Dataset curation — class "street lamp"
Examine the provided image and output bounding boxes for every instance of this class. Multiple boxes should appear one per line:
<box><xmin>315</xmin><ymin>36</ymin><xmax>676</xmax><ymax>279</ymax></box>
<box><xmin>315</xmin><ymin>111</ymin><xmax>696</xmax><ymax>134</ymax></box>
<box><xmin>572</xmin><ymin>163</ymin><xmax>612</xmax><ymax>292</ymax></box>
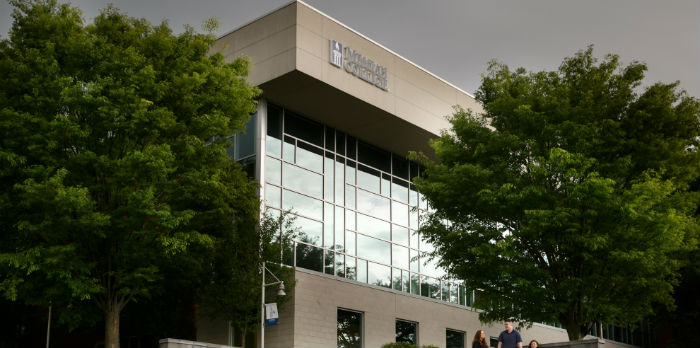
<box><xmin>261</xmin><ymin>261</ymin><xmax>285</xmax><ymax>348</ymax></box>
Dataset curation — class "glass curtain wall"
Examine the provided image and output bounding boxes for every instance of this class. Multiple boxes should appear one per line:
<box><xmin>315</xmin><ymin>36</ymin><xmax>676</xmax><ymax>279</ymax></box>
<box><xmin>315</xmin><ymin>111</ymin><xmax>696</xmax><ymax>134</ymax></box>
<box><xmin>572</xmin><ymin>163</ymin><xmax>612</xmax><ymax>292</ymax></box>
<box><xmin>263</xmin><ymin>103</ymin><xmax>468</xmax><ymax>306</ymax></box>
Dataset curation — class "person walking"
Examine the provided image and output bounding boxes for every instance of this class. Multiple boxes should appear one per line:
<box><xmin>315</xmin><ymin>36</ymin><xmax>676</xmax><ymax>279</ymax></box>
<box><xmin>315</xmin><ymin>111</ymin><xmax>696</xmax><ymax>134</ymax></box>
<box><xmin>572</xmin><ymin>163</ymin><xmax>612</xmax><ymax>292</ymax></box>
<box><xmin>497</xmin><ymin>319</ymin><xmax>522</xmax><ymax>348</ymax></box>
<box><xmin>472</xmin><ymin>330</ymin><xmax>489</xmax><ymax>348</ymax></box>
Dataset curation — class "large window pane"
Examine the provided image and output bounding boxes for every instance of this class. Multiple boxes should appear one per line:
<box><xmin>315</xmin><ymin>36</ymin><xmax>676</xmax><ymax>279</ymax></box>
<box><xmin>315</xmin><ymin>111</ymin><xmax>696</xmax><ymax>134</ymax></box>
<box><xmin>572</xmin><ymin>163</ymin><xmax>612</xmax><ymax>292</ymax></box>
<box><xmin>324</xmin><ymin>153</ymin><xmax>334</xmax><ymax>202</ymax></box>
<box><xmin>410</xmin><ymin>249</ymin><xmax>419</xmax><ymax>272</ymax></box>
<box><xmin>297</xmin><ymin>141</ymin><xmax>323</xmax><ymax>172</ymax></box>
<box><xmin>325</xmin><ymin>250</ymin><xmax>335</xmax><ymax>275</ymax></box>
<box><xmin>356</xmin><ymin>213</ymin><xmax>390</xmax><ymax>240</ymax></box>
<box><xmin>356</xmin><ymin>234</ymin><xmax>390</xmax><ymax>265</ymax></box>
<box><xmin>346</xmin><ymin>185</ymin><xmax>356</xmax><ymax>209</ymax></box>
<box><xmin>392</xmin><ymin>244</ymin><xmax>409</xmax><ymax>269</ymax></box>
<box><xmin>368</xmin><ymin>262</ymin><xmax>391</xmax><ymax>288</ymax></box>
<box><xmin>357</xmin><ymin>259</ymin><xmax>367</xmax><ymax>283</ymax></box>
<box><xmin>283</xmin><ymin>135</ymin><xmax>295</xmax><ymax>162</ymax></box>
<box><xmin>392</xmin><ymin>155</ymin><xmax>409</xmax><ymax>180</ymax></box>
<box><xmin>335</xmin><ymin>159</ymin><xmax>344</xmax><ymax>206</ymax></box>
<box><xmin>283</xmin><ymin>189</ymin><xmax>322</xmax><ymax>221</ymax></box>
<box><xmin>335</xmin><ymin>205</ymin><xmax>344</xmax><ymax>252</ymax></box>
<box><xmin>392</xmin><ymin>201</ymin><xmax>409</xmax><ymax>227</ymax></box>
<box><xmin>265</xmin><ymin>157</ymin><xmax>281</xmax><ymax>185</ymax></box>
<box><xmin>346</xmin><ymin>160</ymin><xmax>356</xmax><ymax>184</ymax></box>
<box><xmin>357</xmin><ymin>165</ymin><xmax>380</xmax><ymax>193</ymax></box>
<box><xmin>357</xmin><ymin>189</ymin><xmax>390</xmax><ymax>221</ymax></box>
<box><xmin>392</xmin><ymin>225</ymin><xmax>409</xmax><ymax>246</ymax></box>
<box><xmin>345</xmin><ymin>256</ymin><xmax>356</xmax><ymax>281</ymax></box>
<box><xmin>402</xmin><ymin>270</ymin><xmax>410</xmax><ymax>293</ymax></box>
<box><xmin>337</xmin><ymin>309</ymin><xmax>362</xmax><ymax>348</ymax></box>
<box><xmin>285</xmin><ymin>110</ymin><xmax>323</xmax><ymax>147</ymax></box>
<box><xmin>283</xmin><ymin>163</ymin><xmax>322</xmax><ymax>199</ymax></box>
<box><xmin>396</xmin><ymin>320</ymin><xmax>417</xmax><ymax>344</ymax></box>
<box><xmin>392</xmin><ymin>268</ymin><xmax>402</xmax><ymax>291</ymax></box>
<box><xmin>346</xmin><ymin>231</ymin><xmax>356</xmax><ymax>256</ymax></box>
<box><xmin>266</xmin><ymin>136</ymin><xmax>281</xmax><ymax>157</ymax></box>
<box><xmin>296</xmin><ymin>242</ymin><xmax>323</xmax><ymax>272</ymax></box>
<box><xmin>234</xmin><ymin>113</ymin><xmax>256</xmax><ymax>160</ymax></box>
<box><xmin>358</xmin><ymin>141</ymin><xmax>391</xmax><ymax>172</ymax></box>
<box><xmin>392</xmin><ymin>178</ymin><xmax>409</xmax><ymax>203</ymax></box>
<box><xmin>265</xmin><ymin>184</ymin><xmax>281</xmax><ymax>209</ymax></box>
<box><xmin>346</xmin><ymin>210</ymin><xmax>356</xmax><ymax>231</ymax></box>
<box><xmin>292</xmin><ymin>214</ymin><xmax>322</xmax><ymax>246</ymax></box>
<box><xmin>410</xmin><ymin>273</ymin><xmax>419</xmax><ymax>295</ymax></box>
<box><xmin>324</xmin><ymin>203</ymin><xmax>334</xmax><ymax>249</ymax></box>
<box><xmin>446</xmin><ymin>329</ymin><xmax>465</xmax><ymax>348</ymax></box>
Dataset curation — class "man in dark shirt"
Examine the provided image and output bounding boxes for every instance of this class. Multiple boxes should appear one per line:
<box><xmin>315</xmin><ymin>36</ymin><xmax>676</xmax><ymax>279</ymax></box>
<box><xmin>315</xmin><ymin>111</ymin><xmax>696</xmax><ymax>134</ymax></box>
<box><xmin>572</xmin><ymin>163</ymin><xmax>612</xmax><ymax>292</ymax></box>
<box><xmin>497</xmin><ymin>319</ymin><xmax>523</xmax><ymax>348</ymax></box>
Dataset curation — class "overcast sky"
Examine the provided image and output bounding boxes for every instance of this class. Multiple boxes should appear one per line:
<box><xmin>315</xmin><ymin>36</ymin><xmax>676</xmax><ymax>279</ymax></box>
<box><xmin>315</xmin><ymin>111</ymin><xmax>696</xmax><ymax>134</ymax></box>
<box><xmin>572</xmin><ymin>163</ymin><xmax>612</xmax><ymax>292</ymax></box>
<box><xmin>1</xmin><ymin>0</ymin><xmax>698</xmax><ymax>98</ymax></box>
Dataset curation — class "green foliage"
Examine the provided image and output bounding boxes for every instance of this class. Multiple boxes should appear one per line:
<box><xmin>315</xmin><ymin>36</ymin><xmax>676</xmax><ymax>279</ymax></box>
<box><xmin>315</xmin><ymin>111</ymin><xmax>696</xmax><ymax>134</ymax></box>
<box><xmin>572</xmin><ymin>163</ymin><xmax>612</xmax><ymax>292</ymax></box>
<box><xmin>412</xmin><ymin>46</ymin><xmax>700</xmax><ymax>341</ymax></box>
<box><xmin>198</xmin><ymin>210</ymin><xmax>298</xmax><ymax>344</ymax></box>
<box><xmin>0</xmin><ymin>0</ymin><xmax>260</xmax><ymax>346</ymax></box>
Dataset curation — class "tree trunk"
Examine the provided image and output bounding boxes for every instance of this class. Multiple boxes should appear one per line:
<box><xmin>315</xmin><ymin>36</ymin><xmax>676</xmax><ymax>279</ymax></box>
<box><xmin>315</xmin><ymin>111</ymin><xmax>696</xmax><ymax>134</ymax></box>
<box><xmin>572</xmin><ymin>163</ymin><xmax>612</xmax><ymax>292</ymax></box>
<box><xmin>105</xmin><ymin>300</ymin><xmax>122</xmax><ymax>348</ymax></box>
<box><xmin>240</xmin><ymin>327</ymin><xmax>247</xmax><ymax>348</ymax></box>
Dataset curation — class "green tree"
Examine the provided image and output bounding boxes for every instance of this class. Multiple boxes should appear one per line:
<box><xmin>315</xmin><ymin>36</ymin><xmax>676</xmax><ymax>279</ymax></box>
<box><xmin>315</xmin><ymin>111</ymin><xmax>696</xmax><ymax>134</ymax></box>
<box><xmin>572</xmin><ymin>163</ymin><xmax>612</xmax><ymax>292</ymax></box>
<box><xmin>0</xmin><ymin>1</ymin><xmax>260</xmax><ymax>347</ymax></box>
<box><xmin>199</xmin><ymin>211</ymin><xmax>297</xmax><ymax>348</ymax></box>
<box><xmin>412</xmin><ymin>47</ymin><xmax>700</xmax><ymax>341</ymax></box>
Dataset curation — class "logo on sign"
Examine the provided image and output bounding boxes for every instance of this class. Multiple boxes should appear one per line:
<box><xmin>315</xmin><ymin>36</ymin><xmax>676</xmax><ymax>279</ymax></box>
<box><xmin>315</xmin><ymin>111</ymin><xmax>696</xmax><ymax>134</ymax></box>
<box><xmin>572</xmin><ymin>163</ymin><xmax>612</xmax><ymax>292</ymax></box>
<box><xmin>330</xmin><ymin>40</ymin><xmax>343</xmax><ymax>68</ymax></box>
<box><xmin>329</xmin><ymin>39</ymin><xmax>388</xmax><ymax>91</ymax></box>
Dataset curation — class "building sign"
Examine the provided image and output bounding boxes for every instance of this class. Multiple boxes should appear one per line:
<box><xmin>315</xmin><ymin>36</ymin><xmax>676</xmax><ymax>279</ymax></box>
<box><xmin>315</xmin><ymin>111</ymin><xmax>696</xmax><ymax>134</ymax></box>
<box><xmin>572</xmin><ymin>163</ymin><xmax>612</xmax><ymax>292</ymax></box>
<box><xmin>330</xmin><ymin>39</ymin><xmax>388</xmax><ymax>91</ymax></box>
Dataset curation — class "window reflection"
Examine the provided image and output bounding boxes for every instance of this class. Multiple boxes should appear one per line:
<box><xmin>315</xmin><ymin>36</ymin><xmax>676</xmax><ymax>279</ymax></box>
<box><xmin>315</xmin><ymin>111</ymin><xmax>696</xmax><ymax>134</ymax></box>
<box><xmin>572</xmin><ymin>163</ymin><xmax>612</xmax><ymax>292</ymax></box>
<box><xmin>283</xmin><ymin>163</ymin><xmax>322</xmax><ymax>199</ymax></box>
<box><xmin>283</xmin><ymin>135</ymin><xmax>295</xmax><ymax>162</ymax></box>
<box><xmin>356</xmin><ymin>234</ymin><xmax>390</xmax><ymax>264</ymax></box>
<box><xmin>324</xmin><ymin>154</ymin><xmax>334</xmax><ymax>202</ymax></box>
<box><xmin>392</xmin><ymin>225</ymin><xmax>409</xmax><ymax>246</ymax></box>
<box><xmin>393</xmin><ymin>268</ymin><xmax>402</xmax><ymax>291</ymax></box>
<box><xmin>346</xmin><ymin>231</ymin><xmax>356</xmax><ymax>256</ymax></box>
<box><xmin>292</xmin><ymin>214</ymin><xmax>323</xmax><ymax>246</ymax></box>
<box><xmin>283</xmin><ymin>189</ymin><xmax>322</xmax><ymax>221</ymax></box>
<box><xmin>346</xmin><ymin>256</ymin><xmax>356</xmax><ymax>281</ymax></box>
<box><xmin>410</xmin><ymin>273</ymin><xmax>419</xmax><ymax>295</ymax></box>
<box><xmin>265</xmin><ymin>185</ymin><xmax>281</xmax><ymax>209</ymax></box>
<box><xmin>325</xmin><ymin>250</ymin><xmax>335</xmax><ymax>275</ymax></box>
<box><xmin>324</xmin><ymin>203</ymin><xmax>334</xmax><ymax>249</ymax></box>
<box><xmin>335</xmin><ymin>205</ymin><xmax>344</xmax><ymax>252</ymax></box>
<box><xmin>392</xmin><ymin>244</ymin><xmax>409</xmax><ymax>269</ymax></box>
<box><xmin>392</xmin><ymin>200</ymin><xmax>409</xmax><ymax>226</ymax></box>
<box><xmin>346</xmin><ymin>161</ymin><xmax>356</xmax><ymax>184</ymax></box>
<box><xmin>357</xmin><ymin>165</ymin><xmax>380</xmax><ymax>193</ymax></box>
<box><xmin>346</xmin><ymin>185</ymin><xmax>356</xmax><ymax>209</ymax></box>
<box><xmin>368</xmin><ymin>262</ymin><xmax>391</xmax><ymax>288</ymax></box>
<box><xmin>356</xmin><ymin>189</ymin><xmax>390</xmax><ymax>221</ymax></box>
<box><xmin>356</xmin><ymin>213</ymin><xmax>390</xmax><ymax>240</ymax></box>
<box><xmin>266</xmin><ymin>136</ymin><xmax>281</xmax><ymax>157</ymax></box>
<box><xmin>346</xmin><ymin>210</ymin><xmax>356</xmax><ymax>231</ymax></box>
<box><xmin>297</xmin><ymin>141</ymin><xmax>323</xmax><ymax>172</ymax></box>
<box><xmin>357</xmin><ymin>259</ymin><xmax>367</xmax><ymax>283</ymax></box>
<box><xmin>337</xmin><ymin>309</ymin><xmax>362</xmax><ymax>348</ymax></box>
<box><xmin>296</xmin><ymin>242</ymin><xmax>323</xmax><ymax>272</ymax></box>
<box><xmin>395</xmin><ymin>320</ymin><xmax>418</xmax><ymax>344</ymax></box>
<box><xmin>265</xmin><ymin>156</ymin><xmax>281</xmax><ymax>185</ymax></box>
<box><xmin>335</xmin><ymin>159</ymin><xmax>344</xmax><ymax>206</ymax></box>
<box><xmin>392</xmin><ymin>178</ymin><xmax>409</xmax><ymax>203</ymax></box>
<box><xmin>410</xmin><ymin>249</ymin><xmax>419</xmax><ymax>272</ymax></box>
<box><xmin>402</xmin><ymin>270</ymin><xmax>410</xmax><ymax>293</ymax></box>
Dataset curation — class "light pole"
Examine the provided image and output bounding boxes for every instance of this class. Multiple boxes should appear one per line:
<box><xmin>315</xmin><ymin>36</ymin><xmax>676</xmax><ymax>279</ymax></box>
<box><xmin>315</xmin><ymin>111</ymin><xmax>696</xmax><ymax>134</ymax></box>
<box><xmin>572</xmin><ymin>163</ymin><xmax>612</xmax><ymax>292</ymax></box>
<box><xmin>261</xmin><ymin>261</ymin><xmax>286</xmax><ymax>348</ymax></box>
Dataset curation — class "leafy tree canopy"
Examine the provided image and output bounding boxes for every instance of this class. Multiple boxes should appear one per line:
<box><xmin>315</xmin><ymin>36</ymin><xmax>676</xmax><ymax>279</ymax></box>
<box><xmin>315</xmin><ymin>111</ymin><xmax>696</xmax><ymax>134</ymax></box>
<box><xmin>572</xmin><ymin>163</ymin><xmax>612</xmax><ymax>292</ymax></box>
<box><xmin>0</xmin><ymin>0</ymin><xmax>260</xmax><ymax>347</ymax></box>
<box><xmin>412</xmin><ymin>47</ymin><xmax>700</xmax><ymax>341</ymax></box>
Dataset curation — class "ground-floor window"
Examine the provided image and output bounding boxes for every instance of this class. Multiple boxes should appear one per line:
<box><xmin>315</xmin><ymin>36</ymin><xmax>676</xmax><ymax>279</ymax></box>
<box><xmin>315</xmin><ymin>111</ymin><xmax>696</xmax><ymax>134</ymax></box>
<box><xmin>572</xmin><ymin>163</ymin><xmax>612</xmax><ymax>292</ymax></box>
<box><xmin>338</xmin><ymin>308</ymin><xmax>363</xmax><ymax>348</ymax></box>
<box><xmin>396</xmin><ymin>319</ymin><xmax>418</xmax><ymax>344</ymax></box>
<box><xmin>446</xmin><ymin>329</ymin><xmax>465</xmax><ymax>348</ymax></box>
